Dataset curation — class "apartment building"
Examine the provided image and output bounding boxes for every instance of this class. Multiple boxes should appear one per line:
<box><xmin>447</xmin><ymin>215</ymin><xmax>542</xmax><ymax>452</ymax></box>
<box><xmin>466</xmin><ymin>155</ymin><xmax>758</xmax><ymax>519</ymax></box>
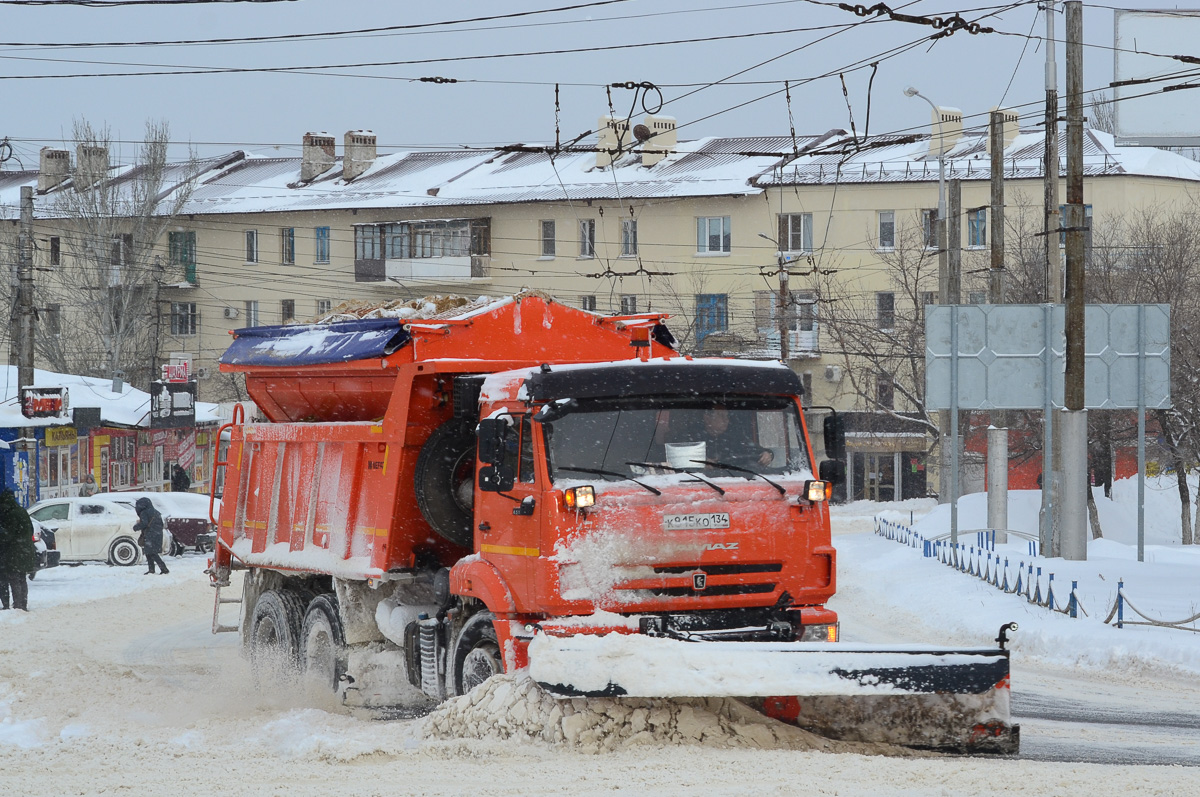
<box><xmin>4</xmin><ymin>113</ymin><xmax>1199</xmax><ymax>500</ymax></box>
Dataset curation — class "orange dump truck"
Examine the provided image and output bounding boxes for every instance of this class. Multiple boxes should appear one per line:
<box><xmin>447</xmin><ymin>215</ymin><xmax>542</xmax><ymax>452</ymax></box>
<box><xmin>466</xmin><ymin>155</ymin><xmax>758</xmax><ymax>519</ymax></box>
<box><xmin>208</xmin><ymin>293</ymin><xmax>1017</xmax><ymax>753</ymax></box>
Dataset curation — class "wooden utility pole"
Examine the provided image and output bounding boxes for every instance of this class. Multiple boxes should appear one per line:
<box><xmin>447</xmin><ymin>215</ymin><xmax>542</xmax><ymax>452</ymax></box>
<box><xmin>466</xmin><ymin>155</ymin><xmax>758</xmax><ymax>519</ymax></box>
<box><xmin>17</xmin><ymin>186</ymin><xmax>35</xmax><ymax>393</ymax></box>
<box><xmin>1061</xmin><ymin>0</ymin><xmax>1088</xmax><ymax>561</ymax></box>
<box><xmin>947</xmin><ymin>179</ymin><xmax>962</xmax><ymax>304</ymax></box>
<box><xmin>989</xmin><ymin>112</ymin><xmax>1006</xmax><ymax>304</ymax></box>
<box><xmin>1043</xmin><ymin>1</ymin><xmax>1061</xmax><ymax>303</ymax></box>
<box><xmin>778</xmin><ymin>261</ymin><xmax>790</xmax><ymax>363</ymax></box>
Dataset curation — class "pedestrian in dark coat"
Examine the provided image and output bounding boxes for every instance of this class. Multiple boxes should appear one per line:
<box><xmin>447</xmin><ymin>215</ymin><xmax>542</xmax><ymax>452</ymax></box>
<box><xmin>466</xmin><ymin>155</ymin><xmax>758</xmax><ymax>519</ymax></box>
<box><xmin>133</xmin><ymin>497</ymin><xmax>169</xmax><ymax>575</ymax></box>
<box><xmin>171</xmin><ymin>464</ymin><xmax>191</xmax><ymax>493</ymax></box>
<box><xmin>0</xmin><ymin>489</ymin><xmax>36</xmax><ymax>610</ymax></box>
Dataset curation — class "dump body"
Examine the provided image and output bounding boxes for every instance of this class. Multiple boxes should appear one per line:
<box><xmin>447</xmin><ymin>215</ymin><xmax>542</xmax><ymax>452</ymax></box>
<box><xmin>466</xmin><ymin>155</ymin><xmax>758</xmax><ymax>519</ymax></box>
<box><xmin>209</xmin><ymin>293</ymin><xmax>1016</xmax><ymax>755</ymax></box>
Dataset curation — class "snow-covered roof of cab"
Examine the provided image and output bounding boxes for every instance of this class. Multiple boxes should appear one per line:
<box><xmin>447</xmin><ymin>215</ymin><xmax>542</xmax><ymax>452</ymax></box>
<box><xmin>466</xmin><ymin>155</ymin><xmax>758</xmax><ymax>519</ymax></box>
<box><xmin>517</xmin><ymin>359</ymin><xmax>804</xmax><ymax>402</ymax></box>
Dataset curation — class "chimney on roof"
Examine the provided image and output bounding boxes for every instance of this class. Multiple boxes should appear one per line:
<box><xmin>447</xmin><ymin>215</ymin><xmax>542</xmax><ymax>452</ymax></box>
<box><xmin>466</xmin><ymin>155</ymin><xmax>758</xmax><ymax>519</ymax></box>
<box><xmin>342</xmin><ymin>130</ymin><xmax>377</xmax><ymax>181</ymax></box>
<box><xmin>637</xmin><ymin>114</ymin><xmax>677</xmax><ymax>167</ymax></box>
<box><xmin>927</xmin><ymin>106</ymin><xmax>963</xmax><ymax>158</ymax></box>
<box><xmin>596</xmin><ymin>115</ymin><xmax>632</xmax><ymax>169</ymax></box>
<box><xmin>37</xmin><ymin>147</ymin><xmax>70</xmax><ymax>193</ymax></box>
<box><xmin>985</xmin><ymin>107</ymin><xmax>1021</xmax><ymax>154</ymax></box>
<box><xmin>74</xmin><ymin>144</ymin><xmax>109</xmax><ymax>191</ymax></box>
<box><xmin>301</xmin><ymin>132</ymin><xmax>336</xmax><ymax>182</ymax></box>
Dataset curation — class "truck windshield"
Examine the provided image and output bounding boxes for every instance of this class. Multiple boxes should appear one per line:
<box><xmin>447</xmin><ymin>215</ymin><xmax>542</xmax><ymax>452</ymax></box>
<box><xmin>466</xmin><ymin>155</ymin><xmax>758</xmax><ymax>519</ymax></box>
<box><xmin>542</xmin><ymin>396</ymin><xmax>810</xmax><ymax>483</ymax></box>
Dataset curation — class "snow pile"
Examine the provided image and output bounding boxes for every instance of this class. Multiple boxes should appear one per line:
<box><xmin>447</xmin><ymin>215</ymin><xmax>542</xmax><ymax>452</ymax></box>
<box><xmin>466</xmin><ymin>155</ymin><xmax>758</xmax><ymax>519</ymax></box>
<box><xmin>313</xmin><ymin>294</ymin><xmax>478</xmax><ymax>323</ymax></box>
<box><xmin>423</xmin><ymin>673</ymin><xmax>902</xmax><ymax>756</ymax></box>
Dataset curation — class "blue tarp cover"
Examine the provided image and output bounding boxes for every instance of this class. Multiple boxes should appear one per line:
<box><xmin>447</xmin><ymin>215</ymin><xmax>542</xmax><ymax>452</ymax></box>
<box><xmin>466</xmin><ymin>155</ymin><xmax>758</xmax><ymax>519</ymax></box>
<box><xmin>219</xmin><ymin>319</ymin><xmax>411</xmax><ymax>367</ymax></box>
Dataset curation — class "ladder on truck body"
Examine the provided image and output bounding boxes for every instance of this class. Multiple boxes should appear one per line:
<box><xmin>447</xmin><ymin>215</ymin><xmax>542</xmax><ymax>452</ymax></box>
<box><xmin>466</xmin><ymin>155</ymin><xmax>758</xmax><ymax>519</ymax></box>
<box><xmin>208</xmin><ymin>403</ymin><xmax>246</xmax><ymax>634</ymax></box>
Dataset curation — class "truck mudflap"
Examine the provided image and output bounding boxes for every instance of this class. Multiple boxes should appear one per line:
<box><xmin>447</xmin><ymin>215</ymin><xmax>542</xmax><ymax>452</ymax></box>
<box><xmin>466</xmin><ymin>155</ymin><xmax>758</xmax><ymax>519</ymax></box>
<box><xmin>527</xmin><ymin>632</ymin><xmax>1018</xmax><ymax>754</ymax></box>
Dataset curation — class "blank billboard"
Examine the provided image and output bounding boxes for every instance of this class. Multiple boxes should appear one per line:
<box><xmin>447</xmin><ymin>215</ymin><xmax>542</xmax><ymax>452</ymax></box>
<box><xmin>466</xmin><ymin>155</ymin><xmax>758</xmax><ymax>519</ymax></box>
<box><xmin>1113</xmin><ymin>9</ymin><xmax>1200</xmax><ymax>147</ymax></box>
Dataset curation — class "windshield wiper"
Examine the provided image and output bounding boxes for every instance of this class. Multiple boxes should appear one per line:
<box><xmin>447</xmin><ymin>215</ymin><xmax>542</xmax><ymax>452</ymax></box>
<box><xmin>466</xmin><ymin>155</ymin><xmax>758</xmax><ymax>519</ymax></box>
<box><xmin>625</xmin><ymin>461</ymin><xmax>725</xmax><ymax>496</ymax></box>
<box><xmin>555</xmin><ymin>466</ymin><xmax>661</xmax><ymax>496</ymax></box>
<box><xmin>695</xmin><ymin>459</ymin><xmax>786</xmax><ymax>495</ymax></box>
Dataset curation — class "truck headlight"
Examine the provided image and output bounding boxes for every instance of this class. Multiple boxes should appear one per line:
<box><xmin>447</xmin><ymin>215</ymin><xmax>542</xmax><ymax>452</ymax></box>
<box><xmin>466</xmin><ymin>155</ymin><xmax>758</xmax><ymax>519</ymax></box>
<box><xmin>564</xmin><ymin>485</ymin><xmax>595</xmax><ymax>509</ymax></box>
<box><xmin>800</xmin><ymin>623</ymin><xmax>839</xmax><ymax>642</ymax></box>
<box><xmin>804</xmin><ymin>480</ymin><xmax>829</xmax><ymax>503</ymax></box>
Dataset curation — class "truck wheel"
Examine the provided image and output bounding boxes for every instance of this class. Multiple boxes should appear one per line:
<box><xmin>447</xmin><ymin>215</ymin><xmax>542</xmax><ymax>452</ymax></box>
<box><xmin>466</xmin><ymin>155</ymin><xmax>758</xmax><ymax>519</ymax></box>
<box><xmin>414</xmin><ymin>420</ymin><xmax>476</xmax><ymax>548</ymax></box>
<box><xmin>249</xmin><ymin>589</ymin><xmax>306</xmax><ymax>675</ymax></box>
<box><xmin>300</xmin><ymin>594</ymin><xmax>347</xmax><ymax>693</ymax></box>
<box><xmin>108</xmin><ymin>537</ymin><xmax>140</xmax><ymax>567</ymax></box>
<box><xmin>453</xmin><ymin>612</ymin><xmax>503</xmax><ymax>696</ymax></box>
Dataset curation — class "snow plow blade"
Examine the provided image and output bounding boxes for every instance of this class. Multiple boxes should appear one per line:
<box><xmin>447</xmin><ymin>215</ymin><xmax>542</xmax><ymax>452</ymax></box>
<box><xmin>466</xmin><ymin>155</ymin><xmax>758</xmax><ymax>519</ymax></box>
<box><xmin>528</xmin><ymin>634</ymin><xmax>1017</xmax><ymax>754</ymax></box>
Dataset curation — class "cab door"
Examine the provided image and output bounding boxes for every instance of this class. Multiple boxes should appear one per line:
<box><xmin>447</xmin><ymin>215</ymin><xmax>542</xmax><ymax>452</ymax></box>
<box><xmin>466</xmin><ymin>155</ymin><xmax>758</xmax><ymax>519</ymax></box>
<box><xmin>475</xmin><ymin>414</ymin><xmax>541</xmax><ymax>611</ymax></box>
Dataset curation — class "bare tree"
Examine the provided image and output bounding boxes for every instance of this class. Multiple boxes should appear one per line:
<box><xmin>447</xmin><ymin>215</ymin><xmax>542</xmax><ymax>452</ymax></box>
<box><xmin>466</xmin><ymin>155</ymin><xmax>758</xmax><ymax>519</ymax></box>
<box><xmin>39</xmin><ymin>119</ymin><xmax>198</xmax><ymax>388</ymax></box>
<box><xmin>816</xmin><ymin>215</ymin><xmax>940</xmax><ymax>437</ymax></box>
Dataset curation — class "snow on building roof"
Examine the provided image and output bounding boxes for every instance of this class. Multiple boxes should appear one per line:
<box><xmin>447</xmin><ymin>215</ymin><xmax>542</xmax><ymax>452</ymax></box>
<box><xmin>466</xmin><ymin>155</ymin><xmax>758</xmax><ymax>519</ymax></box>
<box><xmin>4</xmin><ymin>126</ymin><xmax>1200</xmax><ymax>221</ymax></box>
<box><xmin>0</xmin><ymin>366</ymin><xmax>220</xmax><ymax>430</ymax></box>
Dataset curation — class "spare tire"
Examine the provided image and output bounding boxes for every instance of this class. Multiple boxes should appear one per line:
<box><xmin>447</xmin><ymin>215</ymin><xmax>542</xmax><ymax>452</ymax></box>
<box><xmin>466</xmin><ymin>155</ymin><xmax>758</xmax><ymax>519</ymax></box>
<box><xmin>414</xmin><ymin>419</ymin><xmax>477</xmax><ymax>548</ymax></box>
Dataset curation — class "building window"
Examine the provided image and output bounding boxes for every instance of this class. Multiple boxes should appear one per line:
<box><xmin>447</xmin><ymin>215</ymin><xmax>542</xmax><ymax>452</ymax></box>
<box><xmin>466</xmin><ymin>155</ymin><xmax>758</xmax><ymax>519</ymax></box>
<box><xmin>877</xmin><ymin>375</ymin><xmax>895</xmax><ymax>409</ymax></box>
<box><xmin>540</xmin><ymin>220</ymin><xmax>556</xmax><ymax>257</ymax></box>
<box><xmin>969</xmin><ymin>291</ymin><xmax>987</xmax><ymax>305</ymax></box>
<box><xmin>795</xmin><ymin>290</ymin><xmax>816</xmax><ymax>332</ymax></box>
<box><xmin>620</xmin><ymin>295</ymin><xmax>638</xmax><ymax>314</ymax></box>
<box><xmin>778</xmin><ymin>213</ymin><xmax>813</xmax><ymax>253</ymax></box>
<box><xmin>317</xmin><ymin>299</ymin><xmax>332</xmax><ymax>316</ymax></box>
<box><xmin>49</xmin><ymin>236</ymin><xmax>60</xmax><ymax>266</ymax></box>
<box><xmin>110</xmin><ymin>233</ymin><xmax>133</xmax><ymax>267</ymax></box>
<box><xmin>878</xmin><ymin>211</ymin><xmax>895</xmax><ymax>250</ymax></box>
<box><xmin>697</xmin><ymin>216</ymin><xmax>731</xmax><ymax>254</ymax></box>
<box><xmin>280</xmin><ymin>227</ymin><xmax>295</xmax><ymax>264</ymax></box>
<box><xmin>579</xmin><ymin>219</ymin><xmax>596</xmax><ymax>258</ymax></box>
<box><xmin>921</xmin><ymin>209</ymin><xmax>939</xmax><ymax>249</ymax></box>
<box><xmin>695</xmin><ymin>293</ymin><xmax>729</xmax><ymax>346</ymax></box>
<box><xmin>314</xmin><ymin>226</ymin><xmax>330</xmax><ymax>263</ymax></box>
<box><xmin>245</xmin><ymin>230</ymin><xmax>258</xmax><ymax>263</ymax></box>
<box><xmin>877</xmin><ymin>291</ymin><xmax>895</xmax><ymax>330</ymax></box>
<box><xmin>169</xmin><ymin>230</ymin><xmax>196</xmax><ymax>284</ymax></box>
<box><xmin>244</xmin><ymin>300</ymin><xmax>260</xmax><ymax>328</ymax></box>
<box><xmin>281</xmin><ymin>299</ymin><xmax>295</xmax><ymax>323</ymax></box>
<box><xmin>921</xmin><ymin>290</ymin><xmax>939</xmax><ymax>308</ymax></box>
<box><xmin>382</xmin><ymin>219</ymin><xmax>485</xmax><ymax>259</ymax></box>
<box><xmin>581</xmin><ymin>295</ymin><xmax>597</xmax><ymax>311</ymax></box>
<box><xmin>45</xmin><ymin>304</ymin><xmax>61</xmax><ymax>336</ymax></box>
<box><xmin>621</xmin><ymin>219</ymin><xmax>638</xmax><ymax>256</ymax></box>
<box><xmin>355</xmin><ymin>225</ymin><xmax>381</xmax><ymax>261</ymax></box>
<box><xmin>968</xmin><ymin>208</ymin><xmax>987</xmax><ymax>248</ymax></box>
<box><xmin>170</xmin><ymin>302</ymin><xmax>197</xmax><ymax>336</ymax></box>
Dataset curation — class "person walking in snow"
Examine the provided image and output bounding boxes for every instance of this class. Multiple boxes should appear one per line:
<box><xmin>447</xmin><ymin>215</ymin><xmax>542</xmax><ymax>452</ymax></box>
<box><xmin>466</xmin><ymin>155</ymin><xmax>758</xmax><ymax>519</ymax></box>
<box><xmin>0</xmin><ymin>488</ymin><xmax>36</xmax><ymax>611</ymax></box>
<box><xmin>133</xmin><ymin>497</ymin><xmax>169</xmax><ymax>576</ymax></box>
<box><xmin>170</xmin><ymin>464</ymin><xmax>191</xmax><ymax>493</ymax></box>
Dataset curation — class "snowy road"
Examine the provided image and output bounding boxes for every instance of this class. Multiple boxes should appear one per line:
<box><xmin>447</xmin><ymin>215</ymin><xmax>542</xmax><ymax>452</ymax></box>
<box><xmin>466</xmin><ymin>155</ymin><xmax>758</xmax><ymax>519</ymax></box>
<box><xmin>4</xmin><ymin>540</ymin><xmax>1200</xmax><ymax>794</ymax></box>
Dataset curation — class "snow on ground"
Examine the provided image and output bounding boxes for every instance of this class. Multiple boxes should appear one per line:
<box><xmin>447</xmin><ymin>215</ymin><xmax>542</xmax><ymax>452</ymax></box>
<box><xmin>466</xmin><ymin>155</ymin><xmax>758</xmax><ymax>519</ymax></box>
<box><xmin>2</xmin><ymin>476</ymin><xmax>1200</xmax><ymax>795</ymax></box>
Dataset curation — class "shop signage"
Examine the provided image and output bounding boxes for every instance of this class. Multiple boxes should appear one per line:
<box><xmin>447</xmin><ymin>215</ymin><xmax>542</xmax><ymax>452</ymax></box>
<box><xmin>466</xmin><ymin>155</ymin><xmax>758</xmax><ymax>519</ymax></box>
<box><xmin>21</xmin><ymin>387</ymin><xmax>69</xmax><ymax>419</ymax></box>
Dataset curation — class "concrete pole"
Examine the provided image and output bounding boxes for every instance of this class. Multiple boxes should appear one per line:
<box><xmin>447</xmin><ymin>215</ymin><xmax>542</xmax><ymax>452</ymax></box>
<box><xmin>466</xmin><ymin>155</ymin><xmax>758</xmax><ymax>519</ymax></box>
<box><xmin>778</xmin><ymin>262</ymin><xmax>790</xmax><ymax>363</ymax></box>
<box><xmin>1061</xmin><ymin>0</ymin><xmax>1088</xmax><ymax>561</ymax></box>
<box><xmin>987</xmin><ymin>426</ymin><xmax>1009</xmax><ymax>543</ymax></box>
<box><xmin>947</xmin><ymin>180</ymin><xmax>962</xmax><ymax>304</ymax></box>
<box><xmin>989</xmin><ymin>111</ymin><xmax>1006</xmax><ymax>305</ymax></box>
<box><xmin>1041</xmin><ymin>0</ymin><xmax>1062</xmax><ymax>557</ymax></box>
<box><xmin>17</xmin><ymin>186</ymin><xmax>35</xmax><ymax>394</ymax></box>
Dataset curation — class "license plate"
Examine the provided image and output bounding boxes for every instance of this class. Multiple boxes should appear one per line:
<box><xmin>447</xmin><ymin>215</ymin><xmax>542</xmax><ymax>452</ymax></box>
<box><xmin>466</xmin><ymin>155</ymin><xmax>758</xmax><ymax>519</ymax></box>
<box><xmin>662</xmin><ymin>512</ymin><xmax>730</xmax><ymax>530</ymax></box>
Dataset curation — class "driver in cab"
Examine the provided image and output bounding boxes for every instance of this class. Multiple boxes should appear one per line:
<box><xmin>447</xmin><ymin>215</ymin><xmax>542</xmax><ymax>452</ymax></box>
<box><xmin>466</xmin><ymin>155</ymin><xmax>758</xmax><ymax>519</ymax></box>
<box><xmin>703</xmin><ymin>404</ymin><xmax>774</xmax><ymax>467</ymax></box>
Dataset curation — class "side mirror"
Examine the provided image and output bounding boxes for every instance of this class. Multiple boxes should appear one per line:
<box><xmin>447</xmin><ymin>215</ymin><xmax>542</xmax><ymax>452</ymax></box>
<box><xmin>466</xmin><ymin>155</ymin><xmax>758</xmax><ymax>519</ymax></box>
<box><xmin>823</xmin><ymin>412</ymin><xmax>846</xmax><ymax>461</ymax></box>
<box><xmin>819</xmin><ymin>459</ymin><xmax>846</xmax><ymax>485</ymax></box>
<box><xmin>476</xmin><ymin>418</ymin><xmax>507</xmax><ymax>466</ymax></box>
<box><xmin>533</xmin><ymin>398</ymin><xmax>577</xmax><ymax>423</ymax></box>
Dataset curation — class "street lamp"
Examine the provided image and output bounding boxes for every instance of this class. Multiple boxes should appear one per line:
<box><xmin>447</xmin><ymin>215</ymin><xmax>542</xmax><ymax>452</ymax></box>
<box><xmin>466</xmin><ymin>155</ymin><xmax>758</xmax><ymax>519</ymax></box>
<box><xmin>904</xmin><ymin>86</ymin><xmax>946</xmax><ymax>255</ymax></box>
<box><xmin>758</xmin><ymin>232</ymin><xmax>790</xmax><ymax>362</ymax></box>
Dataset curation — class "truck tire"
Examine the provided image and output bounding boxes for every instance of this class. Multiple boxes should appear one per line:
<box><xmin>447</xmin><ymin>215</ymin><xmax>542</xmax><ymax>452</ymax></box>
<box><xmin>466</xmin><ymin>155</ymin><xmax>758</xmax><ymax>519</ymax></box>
<box><xmin>249</xmin><ymin>588</ymin><xmax>306</xmax><ymax>675</ymax></box>
<box><xmin>300</xmin><ymin>594</ymin><xmax>347</xmax><ymax>693</ymax></box>
<box><xmin>414</xmin><ymin>420</ymin><xmax>476</xmax><ymax>548</ymax></box>
<box><xmin>453</xmin><ymin>611</ymin><xmax>503</xmax><ymax>696</ymax></box>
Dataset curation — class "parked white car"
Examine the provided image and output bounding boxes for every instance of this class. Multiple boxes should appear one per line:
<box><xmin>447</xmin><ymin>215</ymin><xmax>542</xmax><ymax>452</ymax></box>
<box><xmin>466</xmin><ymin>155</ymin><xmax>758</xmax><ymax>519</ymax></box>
<box><xmin>93</xmin><ymin>492</ymin><xmax>219</xmax><ymax>555</ymax></box>
<box><xmin>27</xmin><ymin>497</ymin><xmax>172</xmax><ymax>566</ymax></box>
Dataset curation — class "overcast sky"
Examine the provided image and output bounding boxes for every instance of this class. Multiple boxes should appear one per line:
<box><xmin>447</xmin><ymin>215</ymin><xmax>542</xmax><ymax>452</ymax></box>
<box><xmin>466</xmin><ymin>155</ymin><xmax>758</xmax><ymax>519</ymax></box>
<box><xmin>0</xmin><ymin>0</ymin><xmax>1193</xmax><ymax>166</ymax></box>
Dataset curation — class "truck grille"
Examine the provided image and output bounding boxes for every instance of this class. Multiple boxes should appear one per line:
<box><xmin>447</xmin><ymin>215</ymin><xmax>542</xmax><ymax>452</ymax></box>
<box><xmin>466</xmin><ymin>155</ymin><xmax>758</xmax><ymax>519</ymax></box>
<box><xmin>653</xmin><ymin>563</ymin><xmax>782</xmax><ymax>576</ymax></box>
<box><xmin>648</xmin><ymin>583</ymin><xmax>777</xmax><ymax>598</ymax></box>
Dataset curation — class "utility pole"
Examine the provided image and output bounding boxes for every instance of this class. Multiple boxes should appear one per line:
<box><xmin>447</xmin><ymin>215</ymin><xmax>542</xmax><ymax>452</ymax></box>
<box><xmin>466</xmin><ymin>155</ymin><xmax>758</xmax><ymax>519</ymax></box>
<box><xmin>1040</xmin><ymin>0</ymin><xmax>1061</xmax><ymax>558</ymax></box>
<box><xmin>778</xmin><ymin>260</ymin><xmax>790</xmax><ymax>363</ymax></box>
<box><xmin>947</xmin><ymin>179</ymin><xmax>962</xmax><ymax>304</ymax></box>
<box><xmin>988</xmin><ymin>111</ymin><xmax>1009</xmax><ymax>542</ymax></box>
<box><xmin>1060</xmin><ymin>0</ymin><xmax>1088</xmax><ymax>561</ymax></box>
<box><xmin>18</xmin><ymin>186</ymin><xmax>35</xmax><ymax>393</ymax></box>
